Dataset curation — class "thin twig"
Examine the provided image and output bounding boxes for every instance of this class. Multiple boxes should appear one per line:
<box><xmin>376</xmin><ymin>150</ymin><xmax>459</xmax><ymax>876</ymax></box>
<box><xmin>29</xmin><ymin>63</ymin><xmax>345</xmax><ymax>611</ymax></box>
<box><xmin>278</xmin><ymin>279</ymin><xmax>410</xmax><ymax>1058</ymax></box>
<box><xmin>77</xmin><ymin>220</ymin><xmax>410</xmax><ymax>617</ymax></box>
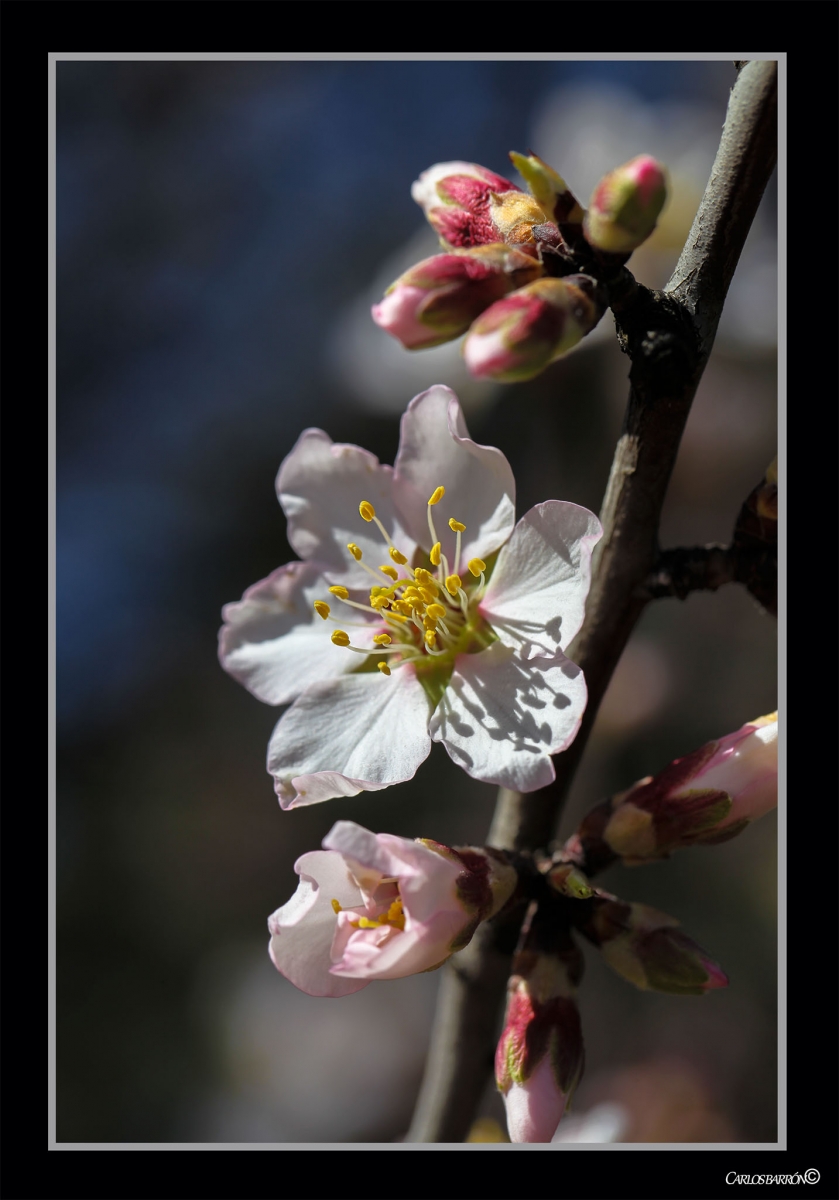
<box><xmin>407</xmin><ymin>60</ymin><xmax>777</xmax><ymax>1143</ymax></box>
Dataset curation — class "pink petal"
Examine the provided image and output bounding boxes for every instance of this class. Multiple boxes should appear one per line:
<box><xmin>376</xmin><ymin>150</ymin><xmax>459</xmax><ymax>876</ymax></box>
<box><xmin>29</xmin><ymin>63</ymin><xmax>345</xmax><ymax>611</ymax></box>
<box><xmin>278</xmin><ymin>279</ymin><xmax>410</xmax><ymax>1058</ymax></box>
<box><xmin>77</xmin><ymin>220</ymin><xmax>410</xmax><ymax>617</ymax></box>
<box><xmin>267</xmin><ymin>851</ymin><xmax>367</xmax><ymax>998</ymax></box>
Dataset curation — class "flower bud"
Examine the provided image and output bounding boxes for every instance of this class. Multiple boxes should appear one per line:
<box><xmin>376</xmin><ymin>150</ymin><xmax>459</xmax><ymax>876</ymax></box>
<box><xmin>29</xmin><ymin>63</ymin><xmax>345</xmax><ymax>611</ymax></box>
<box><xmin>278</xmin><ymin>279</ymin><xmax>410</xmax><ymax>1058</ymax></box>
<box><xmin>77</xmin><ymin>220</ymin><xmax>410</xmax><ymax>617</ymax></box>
<box><xmin>583</xmin><ymin>155</ymin><xmax>667</xmax><ymax>255</ymax></box>
<box><xmin>495</xmin><ymin>906</ymin><xmax>585</xmax><ymax>1143</ymax></box>
<box><xmin>371</xmin><ymin>245</ymin><xmax>542</xmax><ymax>349</ymax></box>
<box><xmin>462</xmin><ymin>274</ymin><xmax>603</xmax><ymax>382</ymax></box>
<box><xmin>582</xmin><ymin>897</ymin><xmax>728</xmax><ymax>996</ymax></box>
<box><xmin>412</xmin><ymin>160</ymin><xmax>550</xmax><ymax>250</ymax></box>
<box><xmin>570</xmin><ymin>713</ymin><xmax>778</xmax><ymax>867</ymax></box>
<box><xmin>509</xmin><ymin>150</ymin><xmax>585</xmax><ymax>225</ymax></box>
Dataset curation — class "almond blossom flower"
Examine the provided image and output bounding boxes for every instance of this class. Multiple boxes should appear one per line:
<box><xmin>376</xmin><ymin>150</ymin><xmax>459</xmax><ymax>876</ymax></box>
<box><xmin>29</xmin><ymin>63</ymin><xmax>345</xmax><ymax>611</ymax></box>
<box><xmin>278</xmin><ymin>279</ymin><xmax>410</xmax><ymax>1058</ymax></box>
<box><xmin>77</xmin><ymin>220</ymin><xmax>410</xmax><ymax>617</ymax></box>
<box><xmin>267</xmin><ymin>820</ymin><xmax>517</xmax><ymax>997</ymax></box>
<box><xmin>219</xmin><ymin>385</ymin><xmax>602</xmax><ymax>807</ymax></box>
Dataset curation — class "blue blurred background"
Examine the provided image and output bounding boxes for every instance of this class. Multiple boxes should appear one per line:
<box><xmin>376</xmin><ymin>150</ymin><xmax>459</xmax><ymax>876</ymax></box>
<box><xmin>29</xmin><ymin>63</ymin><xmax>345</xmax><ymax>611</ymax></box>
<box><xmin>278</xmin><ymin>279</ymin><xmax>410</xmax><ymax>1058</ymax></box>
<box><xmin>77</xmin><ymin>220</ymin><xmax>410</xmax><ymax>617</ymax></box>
<box><xmin>57</xmin><ymin>59</ymin><xmax>777</xmax><ymax>1143</ymax></box>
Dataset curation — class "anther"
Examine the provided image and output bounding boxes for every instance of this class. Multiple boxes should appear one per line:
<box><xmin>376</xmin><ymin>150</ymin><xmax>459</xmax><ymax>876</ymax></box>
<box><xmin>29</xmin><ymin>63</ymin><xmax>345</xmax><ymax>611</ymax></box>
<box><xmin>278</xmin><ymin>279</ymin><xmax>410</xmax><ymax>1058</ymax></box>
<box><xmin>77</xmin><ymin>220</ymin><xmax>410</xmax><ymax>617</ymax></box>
<box><xmin>347</xmin><ymin>543</ymin><xmax>362</xmax><ymax>561</ymax></box>
<box><xmin>448</xmin><ymin>518</ymin><xmax>466</xmax><ymax>533</ymax></box>
<box><xmin>373</xmin><ymin>633</ymin><xmax>392</xmax><ymax>645</ymax></box>
<box><xmin>417</xmin><ymin>585</ymin><xmax>438</xmax><ymax>602</ymax></box>
<box><xmin>379</xmin><ymin>565</ymin><xmax>399</xmax><ymax>581</ymax></box>
<box><xmin>331</xmin><ymin>899</ymin><xmax>342</xmax><ymax>914</ymax></box>
<box><xmin>313</xmin><ymin>600</ymin><xmax>330</xmax><ymax>620</ymax></box>
<box><xmin>428</xmin><ymin>486</ymin><xmax>445</xmax><ymax>506</ymax></box>
<box><xmin>377</xmin><ymin>661</ymin><xmax>392</xmax><ymax>677</ymax></box>
<box><xmin>430</xmin><ymin>542</ymin><xmax>442</xmax><ymax>566</ymax></box>
<box><xmin>468</xmin><ymin>557</ymin><xmax>486</xmax><ymax>577</ymax></box>
<box><xmin>389</xmin><ymin>547</ymin><xmax>408</xmax><ymax>565</ymax></box>
<box><xmin>331</xmin><ymin>630</ymin><xmax>351</xmax><ymax>647</ymax></box>
<box><xmin>370</xmin><ymin>596</ymin><xmax>390</xmax><ymax>609</ymax></box>
<box><xmin>329</xmin><ymin>585</ymin><xmax>350</xmax><ymax>599</ymax></box>
<box><xmin>426</xmin><ymin>603</ymin><xmax>447</xmax><ymax>620</ymax></box>
<box><xmin>359</xmin><ymin>501</ymin><xmax>376</xmax><ymax>522</ymax></box>
<box><xmin>425</xmin><ymin>630</ymin><xmax>437</xmax><ymax>648</ymax></box>
<box><xmin>445</xmin><ymin>573</ymin><xmax>462</xmax><ymax>595</ymax></box>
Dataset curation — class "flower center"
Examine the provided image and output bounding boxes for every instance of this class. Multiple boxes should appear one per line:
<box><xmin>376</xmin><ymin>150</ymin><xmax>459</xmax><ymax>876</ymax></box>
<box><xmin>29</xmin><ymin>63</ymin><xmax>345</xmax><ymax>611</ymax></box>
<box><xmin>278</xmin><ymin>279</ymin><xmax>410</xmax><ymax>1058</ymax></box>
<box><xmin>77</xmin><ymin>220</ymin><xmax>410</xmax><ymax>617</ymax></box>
<box><xmin>312</xmin><ymin>485</ymin><xmax>497</xmax><ymax>704</ymax></box>
<box><xmin>331</xmin><ymin>894</ymin><xmax>406</xmax><ymax>932</ymax></box>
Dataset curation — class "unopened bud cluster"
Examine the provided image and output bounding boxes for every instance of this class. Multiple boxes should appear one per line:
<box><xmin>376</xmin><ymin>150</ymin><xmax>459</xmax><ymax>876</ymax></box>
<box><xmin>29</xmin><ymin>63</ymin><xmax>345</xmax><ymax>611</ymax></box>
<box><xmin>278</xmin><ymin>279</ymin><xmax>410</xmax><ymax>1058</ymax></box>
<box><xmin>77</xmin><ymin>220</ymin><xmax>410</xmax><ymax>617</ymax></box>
<box><xmin>372</xmin><ymin>150</ymin><xmax>669</xmax><ymax>382</ymax></box>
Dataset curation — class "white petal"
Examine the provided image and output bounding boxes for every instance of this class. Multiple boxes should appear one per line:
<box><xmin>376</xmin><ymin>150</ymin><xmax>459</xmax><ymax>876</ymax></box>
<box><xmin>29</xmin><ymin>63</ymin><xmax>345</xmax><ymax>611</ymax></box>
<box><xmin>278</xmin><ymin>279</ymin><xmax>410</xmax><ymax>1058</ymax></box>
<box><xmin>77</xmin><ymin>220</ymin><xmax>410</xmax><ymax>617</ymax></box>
<box><xmin>393</xmin><ymin>385</ymin><xmax>516</xmax><ymax>566</ymax></box>
<box><xmin>219</xmin><ymin>561</ymin><xmax>379</xmax><ymax>705</ymax></box>
<box><xmin>267</xmin><ymin>669</ymin><xmax>433</xmax><ymax>808</ymax></box>
<box><xmin>429</xmin><ymin>642</ymin><xmax>587</xmax><ymax>792</ymax></box>
<box><xmin>267</xmin><ymin>851</ymin><xmax>367</xmax><ymax>997</ymax></box>
<box><xmin>480</xmin><ymin>501</ymin><xmax>602</xmax><ymax>655</ymax></box>
<box><xmin>276</xmin><ymin>428</ymin><xmax>416</xmax><ymax>589</ymax></box>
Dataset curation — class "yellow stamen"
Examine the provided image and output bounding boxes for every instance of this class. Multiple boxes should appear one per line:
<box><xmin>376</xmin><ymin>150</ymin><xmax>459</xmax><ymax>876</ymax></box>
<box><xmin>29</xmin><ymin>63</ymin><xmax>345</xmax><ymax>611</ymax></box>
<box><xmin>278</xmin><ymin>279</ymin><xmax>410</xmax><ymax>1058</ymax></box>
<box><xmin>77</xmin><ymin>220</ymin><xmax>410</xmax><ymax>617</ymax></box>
<box><xmin>377</xmin><ymin>661</ymin><xmax>392</xmax><ymax>676</ymax></box>
<box><xmin>370</xmin><ymin>596</ymin><xmax>390</xmax><ymax>610</ymax></box>
<box><xmin>468</xmin><ymin>557</ymin><xmax>487</xmax><ymax>577</ymax></box>
<box><xmin>329</xmin><ymin>585</ymin><xmax>349</xmax><ymax>599</ymax></box>
<box><xmin>389</xmin><ymin>547</ymin><xmax>408</xmax><ymax>565</ymax></box>
<box><xmin>385</xmin><ymin>611</ymin><xmax>408</xmax><ymax>624</ymax></box>
<box><xmin>430</xmin><ymin>542</ymin><xmax>442</xmax><ymax>566</ymax></box>
<box><xmin>331</xmin><ymin>899</ymin><xmax>342</xmax><ymax>914</ymax></box>
<box><xmin>423</xmin><ymin>617</ymin><xmax>437</xmax><ymax>632</ymax></box>
<box><xmin>373</xmin><ymin>633</ymin><xmax>392</xmax><ymax>645</ymax></box>
<box><xmin>414</xmin><ymin>568</ymin><xmax>434</xmax><ymax>584</ymax></box>
<box><xmin>347</xmin><ymin>542</ymin><xmax>363</xmax><ymax>561</ymax></box>
<box><xmin>379</xmin><ymin>565</ymin><xmax>399</xmax><ymax>581</ymax></box>
<box><xmin>331</xmin><ymin>630</ymin><xmax>351</xmax><ymax>647</ymax></box>
<box><xmin>428</xmin><ymin>486</ymin><xmax>445</xmax><ymax>506</ymax></box>
<box><xmin>313</xmin><ymin>600</ymin><xmax>330</xmax><ymax>620</ymax></box>
<box><xmin>445</xmin><ymin>573</ymin><xmax>462</xmax><ymax>595</ymax></box>
<box><xmin>418</xmin><ymin>584</ymin><xmax>439</xmax><ymax>602</ymax></box>
<box><xmin>448</xmin><ymin>518</ymin><xmax>466</xmax><ymax>533</ymax></box>
<box><xmin>426</xmin><ymin>603</ymin><xmax>447</xmax><ymax>620</ymax></box>
<box><xmin>386</xmin><ymin>898</ymin><xmax>405</xmax><ymax>929</ymax></box>
<box><xmin>359</xmin><ymin>501</ymin><xmax>376</xmax><ymax>522</ymax></box>
<box><xmin>425</xmin><ymin>630</ymin><xmax>437</xmax><ymax>648</ymax></box>
<box><xmin>393</xmin><ymin>600</ymin><xmax>414</xmax><ymax>616</ymax></box>
<box><xmin>356</xmin><ymin>917</ymin><xmax>379</xmax><ymax>929</ymax></box>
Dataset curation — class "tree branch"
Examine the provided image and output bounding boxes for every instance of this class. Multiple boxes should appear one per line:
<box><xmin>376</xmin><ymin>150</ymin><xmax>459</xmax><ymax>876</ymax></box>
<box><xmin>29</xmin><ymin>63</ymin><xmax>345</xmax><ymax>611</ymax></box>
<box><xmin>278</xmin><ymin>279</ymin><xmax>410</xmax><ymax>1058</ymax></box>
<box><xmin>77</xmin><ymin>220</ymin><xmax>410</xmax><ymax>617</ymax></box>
<box><xmin>407</xmin><ymin>60</ymin><xmax>777</xmax><ymax>1143</ymax></box>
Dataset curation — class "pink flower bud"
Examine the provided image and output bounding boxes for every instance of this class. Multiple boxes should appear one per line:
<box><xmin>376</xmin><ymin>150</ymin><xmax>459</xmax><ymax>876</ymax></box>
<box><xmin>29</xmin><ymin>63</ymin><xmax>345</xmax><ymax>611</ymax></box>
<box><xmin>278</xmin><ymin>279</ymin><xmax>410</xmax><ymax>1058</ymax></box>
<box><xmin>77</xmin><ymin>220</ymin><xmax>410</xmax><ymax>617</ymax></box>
<box><xmin>462</xmin><ymin>274</ymin><xmax>603</xmax><ymax>382</ymax></box>
<box><xmin>267</xmin><ymin>821</ymin><xmax>517</xmax><ymax>996</ymax></box>
<box><xmin>495</xmin><ymin>957</ymin><xmax>585</xmax><ymax>1143</ymax></box>
<box><xmin>411</xmin><ymin>160</ymin><xmax>550</xmax><ymax>249</ymax></box>
<box><xmin>596</xmin><ymin>713</ymin><xmax>778</xmax><ymax>862</ymax></box>
<box><xmin>584</xmin><ymin>155</ymin><xmax>668</xmax><ymax>255</ymax></box>
<box><xmin>371</xmin><ymin>245</ymin><xmax>542</xmax><ymax>350</ymax></box>
<box><xmin>584</xmin><ymin>898</ymin><xmax>728</xmax><ymax>996</ymax></box>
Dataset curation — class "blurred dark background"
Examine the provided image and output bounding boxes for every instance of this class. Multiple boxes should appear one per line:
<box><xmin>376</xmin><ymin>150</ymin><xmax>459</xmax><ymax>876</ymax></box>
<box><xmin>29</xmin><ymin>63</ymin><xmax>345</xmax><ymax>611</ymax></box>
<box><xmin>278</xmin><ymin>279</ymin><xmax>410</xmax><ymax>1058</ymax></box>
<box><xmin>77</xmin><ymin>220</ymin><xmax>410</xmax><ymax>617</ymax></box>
<box><xmin>56</xmin><ymin>59</ymin><xmax>777</xmax><ymax>1143</ymax></box>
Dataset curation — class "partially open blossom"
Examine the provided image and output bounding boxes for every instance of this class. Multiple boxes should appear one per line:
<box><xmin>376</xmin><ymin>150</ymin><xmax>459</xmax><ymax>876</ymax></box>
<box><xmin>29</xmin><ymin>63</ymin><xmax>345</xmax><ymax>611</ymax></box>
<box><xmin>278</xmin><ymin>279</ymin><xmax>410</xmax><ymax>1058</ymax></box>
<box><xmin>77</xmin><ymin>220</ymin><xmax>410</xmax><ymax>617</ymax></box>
<box><xmin>579</xmin><ymin>895</ymin><xmax>728</xmax><ymax>996</ymax></box>
<box><xmin>371</xmin><ymin>244</ymin><xmax>541</xmax><ymax>350</ymax></box>
<box><xmin>412</xmin><ymin>160</ymin><xmax>554</xmax><ymax>250</ymax></box>
<box><xmin>267</xmin><ymin>820</ymin><xmax>517</xmax><ymax>996</ymax></box>
<box><xmin>463</xmin><ymin>275</ymin><xmax>604</xmax><ymax>382</ymax></box>
<box><xmin>570</xmin><ymin>713</ymin><xmax>778</xmax><ymax>867</ymax></box>
<box><xmin>220</xmin><ymin>385</ymin><xmax>601</xmax><ymax>806</ymax></box>
<box><xmin>496</xmin><ymin>913</ymin><xmax>585</xmax><ymax>1143</ymax></box>
<box><xmin>583</xmin><ymin>154</ymin><xmax>668</xmax><ymax>254</ymax></box>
